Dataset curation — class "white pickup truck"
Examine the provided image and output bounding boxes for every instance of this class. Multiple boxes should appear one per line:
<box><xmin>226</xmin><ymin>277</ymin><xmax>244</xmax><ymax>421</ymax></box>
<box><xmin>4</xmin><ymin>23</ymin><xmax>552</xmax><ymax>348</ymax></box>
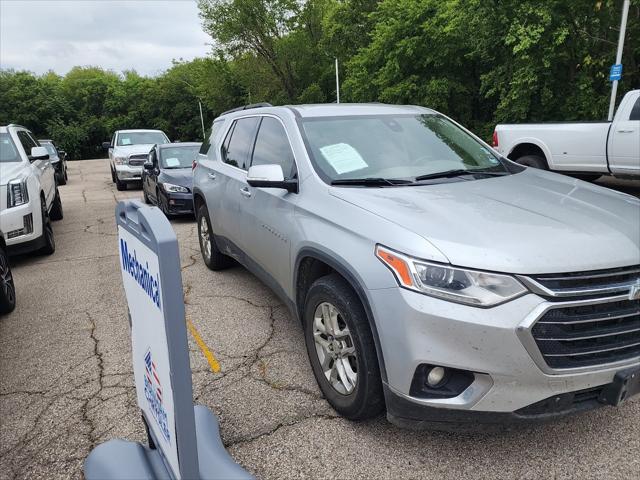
<box><xmin>493</xmin><ymin>89</ymin><xmax>640</xmax><ymax>179</ymax></box>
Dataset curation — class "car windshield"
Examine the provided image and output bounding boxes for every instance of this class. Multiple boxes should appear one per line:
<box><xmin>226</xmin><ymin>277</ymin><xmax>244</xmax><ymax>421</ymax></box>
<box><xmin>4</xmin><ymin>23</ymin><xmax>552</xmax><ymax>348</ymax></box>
<box><xmin>117</xmin><ymin>132</ymin><xmax>168</xmax><ymax>146</ymax></box>
<box><xmin>41</xmin><ymin>143</ymin><xmax>58</xmax><ymax>156</ymax></box>
<box><xmin>301</xmin><ymin>114</ymin><xmax>507</xmax><ymax>183</ymax></box>
<box><xmin>0</xmin><ymin>133</ymin><xmax>21</xmax><ymax>163</ymax></box>
<box><xmin>160</xmin><ymin>146</ymin><xmax>200</xmax><ymax>169</ymax></box>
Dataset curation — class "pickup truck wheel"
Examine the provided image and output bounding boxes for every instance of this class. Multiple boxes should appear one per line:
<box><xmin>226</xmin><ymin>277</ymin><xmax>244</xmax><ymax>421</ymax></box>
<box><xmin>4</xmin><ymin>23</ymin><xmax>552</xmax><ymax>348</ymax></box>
<box><xmin>49</xmin><ymin>188</ymin><xmax>63</xmax><ymax>221</ymax></box>
<box><xmin>38</xmin><ymin>197</ymin><xmax>55</xmax><ymax>256</ymax></box>
<box><xmin>110</xmin><ymin>167</ymin><xmax>116</xmax><ymax>183</ymax></box>
<box><xmin>196</xmin><ymin>204</ymin><xmax>233</xmax><ymax>271</ymax></box>
<box><xmin>0</xmin><ymin>245</ymin><xmax>16</xmax><ymax>314</ymax></box>
<box><xmin>304</xmin><ymin>274</ymin><xmax>384</xmax><ymax>420</ymax></box>
<box><xmin>515</xmin><ymin>154</ymin><xmax>548</xmax><ymax>170</ymax></box>
<box><xmin>116</xmin><ymin>177</ymin><xmax>127</xmax><ymax>191</ymax></box>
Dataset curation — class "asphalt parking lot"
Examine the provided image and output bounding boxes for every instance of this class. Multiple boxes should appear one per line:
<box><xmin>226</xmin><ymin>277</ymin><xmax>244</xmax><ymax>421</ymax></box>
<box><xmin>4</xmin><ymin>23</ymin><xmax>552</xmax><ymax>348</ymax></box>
<box><xmin>1</xmin><ymin>160</ymin><xmax>639</xmax><ymax>480</ymax></box>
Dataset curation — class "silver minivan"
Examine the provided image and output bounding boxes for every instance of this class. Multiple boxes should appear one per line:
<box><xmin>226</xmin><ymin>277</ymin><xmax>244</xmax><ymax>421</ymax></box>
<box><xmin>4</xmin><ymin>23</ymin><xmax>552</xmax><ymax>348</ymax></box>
<box><xmin>193</xmin><ymin>103</ymin><xmax>640</xmax><ymax>427</ymax></box>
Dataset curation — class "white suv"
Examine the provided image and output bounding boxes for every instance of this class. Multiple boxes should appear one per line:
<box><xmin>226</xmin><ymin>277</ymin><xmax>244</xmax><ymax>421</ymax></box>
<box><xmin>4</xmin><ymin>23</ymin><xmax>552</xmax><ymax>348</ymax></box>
<box><xmin>0</xmin><ymin>125</ymin><xmax>63</xmax><ymax>256</ymax></box>
<box><xmin>103</xmin><ymin>129</ymin><xmax>170</xmax><ymax>191</ymax></box>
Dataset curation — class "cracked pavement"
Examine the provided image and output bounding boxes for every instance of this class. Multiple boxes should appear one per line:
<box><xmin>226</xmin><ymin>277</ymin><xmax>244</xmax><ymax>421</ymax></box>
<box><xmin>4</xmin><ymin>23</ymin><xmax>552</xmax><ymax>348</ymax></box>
<box><xmin>1</xmin><ymin>161</ymin><xmax>639</xmax><ymax>479</ymax></box>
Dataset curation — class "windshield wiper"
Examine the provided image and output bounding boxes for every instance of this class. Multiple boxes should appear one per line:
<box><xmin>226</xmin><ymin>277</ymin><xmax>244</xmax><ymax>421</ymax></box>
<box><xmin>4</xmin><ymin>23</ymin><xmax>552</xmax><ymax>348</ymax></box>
<box><xmin>414</xmin><ymin>168</ymin><xmax>508</xmax><ymax>182</ymax></box>
<box><xmin>331</xmin><ymin>177</ymin><xmax>413</xmax><ymax>187</ymax></box>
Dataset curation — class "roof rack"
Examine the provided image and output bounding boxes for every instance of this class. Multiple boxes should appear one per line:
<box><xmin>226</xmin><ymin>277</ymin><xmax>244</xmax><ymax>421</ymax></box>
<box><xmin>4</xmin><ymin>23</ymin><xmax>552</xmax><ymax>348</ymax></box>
<box><xmin>220</xmin><ymin>102</ymin><xmax>273</xmax><ymax>116</ymax></box>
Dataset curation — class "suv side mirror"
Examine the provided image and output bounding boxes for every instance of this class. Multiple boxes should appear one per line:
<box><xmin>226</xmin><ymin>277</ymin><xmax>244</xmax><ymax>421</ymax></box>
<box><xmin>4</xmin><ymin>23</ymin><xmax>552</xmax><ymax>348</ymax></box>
<box><xmin>247</xmin><ymin>164</ymin><xmax>298</xmax><ymax>193</ymax></box>
<box><xmin>30</xmin><ymin>146</ymin><xmax>50</xmax><ymax>161</ymax></box>
<box><xmin>102</xmin><ymin>141</ymin><xmax>112</xmax><ymax>150</ymax></box>
<box><xmin>143</xmin><ymin>161</ymin><xmax>154</xmax><ymax>171</ymax></box>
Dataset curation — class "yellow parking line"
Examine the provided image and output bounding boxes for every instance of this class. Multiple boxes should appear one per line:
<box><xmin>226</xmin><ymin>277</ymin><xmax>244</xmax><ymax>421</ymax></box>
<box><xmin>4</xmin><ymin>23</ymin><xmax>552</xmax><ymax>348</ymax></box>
<box><xmin>187</xmin><ymin>319</ymin><xmax>221</xmax><ymax>373</ymax></box>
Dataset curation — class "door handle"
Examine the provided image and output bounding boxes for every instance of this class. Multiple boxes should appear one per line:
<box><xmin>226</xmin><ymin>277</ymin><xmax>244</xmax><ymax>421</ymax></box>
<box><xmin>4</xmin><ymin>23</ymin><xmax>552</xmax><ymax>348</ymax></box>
<box><xmin>240</xmin><ymin>187</ymin><xmax>252</xmax><ymax>198</ymax></box>
<box><xmin>617</xmin><ymin>129</ymin><xmax>634</xmax><ymax>133</ymax></box>
<box><xmin>207</xmin><ymin>172</ymin><xmax>216</xmax><ymax>180</ymax></box>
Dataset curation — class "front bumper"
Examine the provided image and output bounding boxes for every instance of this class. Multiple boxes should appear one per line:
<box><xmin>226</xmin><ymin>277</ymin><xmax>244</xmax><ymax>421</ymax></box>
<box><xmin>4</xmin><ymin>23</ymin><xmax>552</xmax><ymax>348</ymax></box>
<box><xmin>115</xmin><ymin>164</ymin><xmax>142</xmax><ymax>182</ymax></box>
<box><xmin>368</xmin><ymin>287</ymin><xmax>640</xmax><ymax>423</ymax></box>
<box><xmin>0</xmin><ymin>201</ymin><xmax>41</xmax><ymax>250</ymax></box>
<box><xmin>164</xmin><ymin>191</ymin><xmax>194</xmax><ymax>215</ymax></box>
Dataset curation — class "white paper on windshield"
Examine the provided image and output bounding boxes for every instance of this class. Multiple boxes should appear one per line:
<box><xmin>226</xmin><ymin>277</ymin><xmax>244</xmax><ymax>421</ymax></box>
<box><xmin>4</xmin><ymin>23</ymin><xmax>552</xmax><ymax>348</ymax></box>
<box><xmin>165</xmin><ymin>158</ymin><xmax>180</xmax><ymax>168</ymax></box>
<box><xmin>121</xmin><ymin>138</ymin><xmax>132</xmax><ymax>145</ymax></box>
<box><xmin>320</xmin><ymin>143</ymin><xmax>368</xmax><ymax>175</ymax></box>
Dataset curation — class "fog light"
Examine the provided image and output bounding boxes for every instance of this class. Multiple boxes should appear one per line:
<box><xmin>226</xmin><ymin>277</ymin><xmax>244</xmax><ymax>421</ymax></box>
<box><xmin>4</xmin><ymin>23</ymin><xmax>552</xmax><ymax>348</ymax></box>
<box><xmin>427</xmin><ymin>366</ymin><xmax>446</xmax><ymax>386</ymax></box>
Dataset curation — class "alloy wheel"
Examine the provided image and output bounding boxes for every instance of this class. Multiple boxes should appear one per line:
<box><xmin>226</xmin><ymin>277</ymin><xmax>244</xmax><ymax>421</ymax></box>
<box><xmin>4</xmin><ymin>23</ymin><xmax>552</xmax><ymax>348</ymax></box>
<box><xmin>313</xmin><ymin>302</ymin><xmax>358</xmax><ymax>395</ymax></box>
<box><xmin>199</xmin><ymin>216</ymin><xmax>211</xmax><ymax>261</ymax></box>
<box><xmin>0</xmin><ymin>251</ymin><xmax>15</xmax><ymax>306</ymax></box>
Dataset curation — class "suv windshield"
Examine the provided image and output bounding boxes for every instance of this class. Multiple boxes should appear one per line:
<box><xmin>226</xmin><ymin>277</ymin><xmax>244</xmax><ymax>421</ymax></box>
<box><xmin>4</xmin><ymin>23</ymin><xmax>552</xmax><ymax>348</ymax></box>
<box><xmin>301</xmin><ymin>114</ymin><xmax>507</xmax><ymax>183</ymax></box>
<box><xmin>160</xmin><ymin>146</ymin><xmax>200</xmax><ymax>169</ymax></box>
<box><xmin>41</xmin><ymin>143</ymin><xmax>58</xmax><ymax>156</ymax></box>
<box><xmin>117</xmin><ymin>132</ymin><xmax>168</xmax><ymax>146</ymax></box>
<box><xmin>0</xmin><ymin>133</ymin><xmax>21</xmax><ymax>163</ymax></box>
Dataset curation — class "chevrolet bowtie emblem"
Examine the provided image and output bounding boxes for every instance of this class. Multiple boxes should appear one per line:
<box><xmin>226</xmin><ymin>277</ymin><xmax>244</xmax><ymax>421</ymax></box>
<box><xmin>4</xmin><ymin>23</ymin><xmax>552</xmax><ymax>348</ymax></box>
<box><xmin>630</xmin><ymin>283</ymin><xmax>640</xmax><ymax>301</ymax></box>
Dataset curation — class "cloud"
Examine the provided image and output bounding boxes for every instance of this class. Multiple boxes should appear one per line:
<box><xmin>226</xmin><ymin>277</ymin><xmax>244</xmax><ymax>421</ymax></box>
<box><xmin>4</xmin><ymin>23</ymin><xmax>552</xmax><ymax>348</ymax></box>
<box><xmin>0</xmin><ymin>0</ymin><xmax>211</xmax><ymax>76</ymax></box>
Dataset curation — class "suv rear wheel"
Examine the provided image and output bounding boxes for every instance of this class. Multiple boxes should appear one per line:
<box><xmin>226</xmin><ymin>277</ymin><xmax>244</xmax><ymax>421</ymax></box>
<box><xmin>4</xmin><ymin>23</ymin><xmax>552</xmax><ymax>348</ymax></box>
<box><xmin>196</xmin><ymin>204</ymin><xmax>233</xmax><ymax>271</ymax></box>
<box><xmin>303</xmin><ymin>274</ymin><xmax>384</xmax><ymax>420</ymax></box>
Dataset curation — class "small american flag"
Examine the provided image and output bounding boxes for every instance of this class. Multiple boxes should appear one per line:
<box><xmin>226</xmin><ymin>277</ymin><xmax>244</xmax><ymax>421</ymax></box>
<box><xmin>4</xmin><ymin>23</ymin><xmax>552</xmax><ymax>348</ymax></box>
<box><xmin>144</xmin><ymin>350</ymin><xmax>163</xmax><ymax>402</ymax></box>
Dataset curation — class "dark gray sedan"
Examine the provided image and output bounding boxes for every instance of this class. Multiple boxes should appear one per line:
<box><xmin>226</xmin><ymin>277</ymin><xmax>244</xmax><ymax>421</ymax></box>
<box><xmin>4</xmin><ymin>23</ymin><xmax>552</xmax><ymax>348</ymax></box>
<box><xmin>142</xmin><ymin>142</ymin><xmax>201</xmax><ymax>217</ymax></box>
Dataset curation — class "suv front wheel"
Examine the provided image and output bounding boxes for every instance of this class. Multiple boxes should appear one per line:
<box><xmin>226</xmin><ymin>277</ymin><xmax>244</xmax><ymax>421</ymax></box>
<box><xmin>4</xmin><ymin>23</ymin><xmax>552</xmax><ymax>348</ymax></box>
<box><xmin>196</xmin><ymin>204</ymin><xmax>233</xmax><ymax>271</ymax></box>
<box><xmin>304</xmin><ymin>274</ymin><xmax>384</xmax><ymax>420</ymax></box>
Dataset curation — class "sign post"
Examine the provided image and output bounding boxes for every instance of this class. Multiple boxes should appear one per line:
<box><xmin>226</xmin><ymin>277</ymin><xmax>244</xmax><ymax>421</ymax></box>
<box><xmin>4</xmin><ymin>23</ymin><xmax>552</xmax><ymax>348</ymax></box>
<box><xmin>607</xmin><ymin>0</ymin><xmax>630</xmax><ymax>121</ymax></box>
<box><xmin>84</xmin><ymin>200</ymin><xmax>251</xmax><ymax>480</ymax></box>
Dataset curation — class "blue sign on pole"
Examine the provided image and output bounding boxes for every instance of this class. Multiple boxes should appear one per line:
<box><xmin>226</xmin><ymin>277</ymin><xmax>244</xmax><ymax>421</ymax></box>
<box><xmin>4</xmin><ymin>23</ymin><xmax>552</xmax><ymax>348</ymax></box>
<box><xmin>610</xmin><ymin>64</ymin><xmax>623</xmax><ymax>81</ymax></box>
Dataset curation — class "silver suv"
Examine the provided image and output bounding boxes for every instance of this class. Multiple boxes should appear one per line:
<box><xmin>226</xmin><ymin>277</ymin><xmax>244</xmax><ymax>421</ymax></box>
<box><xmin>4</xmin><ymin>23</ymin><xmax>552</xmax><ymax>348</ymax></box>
<box><xmin>193</xmin><ymin>104</ymin><xmax>640</xmax><ymax>427</ymax></box>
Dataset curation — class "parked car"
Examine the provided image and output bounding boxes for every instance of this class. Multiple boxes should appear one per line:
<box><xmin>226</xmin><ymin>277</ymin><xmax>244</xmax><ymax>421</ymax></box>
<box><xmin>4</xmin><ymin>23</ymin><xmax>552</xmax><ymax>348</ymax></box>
<box><xmin>192</xmin><ymin>103</ymin><xmax>640</xmax><ymax>427</ymax></box>
<box><xmin>39</xmin><ymin>139</ymin><xmax>68</xmax><ymax>185</ymax></box>
<box><xmin>0</xmin><ymin>125</ymin><xmax>62</xmax><ymax>256</ymax></box>
<box><xmin>493</xmin><ymin>89</ymin><xmax>640</xmax><ymax>180</ymax></box>
<box><xmin>142</xmin><ymin>142</ymin><xmax>201</xmax><ymax>217</ymax></box>
<box><xmin>103</xmin><ymin>129</ymin><xmax>170</xmax><ymax>191</ymax></box>
<box><xmin>0</xmin><ymin>231</ymin><xmax>16</xmax><ymax>314</ymax></box>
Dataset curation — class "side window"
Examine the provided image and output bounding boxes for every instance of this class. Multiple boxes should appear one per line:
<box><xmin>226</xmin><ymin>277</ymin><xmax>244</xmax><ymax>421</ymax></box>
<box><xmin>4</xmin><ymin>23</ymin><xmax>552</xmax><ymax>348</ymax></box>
<box><xmin>251</xmin><ymin>117</ymin><xmax>296</xmax><ymax>179</ymax></box>
<box><xmin>199</xmin><ymin>121</ymin><xmax>224</xmax><ymax>156</ymax></box>
<box><xmin>222</xmin><ymin>117</ymin><xmax>260</xmax><ymax>170</ymax></box>
<box><xmin>17</xmin><ymin>131</ymin><xmax>37</xmax><ymax>156</ymax></box>
<box><xmin>629</xmin><ymin>97</ymin><xmax>640</xmax><ymax>121</ymax></box>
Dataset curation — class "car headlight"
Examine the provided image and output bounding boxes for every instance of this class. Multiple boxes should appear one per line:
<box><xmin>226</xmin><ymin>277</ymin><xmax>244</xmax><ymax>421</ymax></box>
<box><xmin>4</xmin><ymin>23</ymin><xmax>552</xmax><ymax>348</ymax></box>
<box><xmin>161</xmin><ymin>182</ymin><xmax>189</xmax><ymax>193</ymax></box>
<box><xmin>7</xmin><ymin>178</ymin><xmax>29</xmax><ymax>208</ymax></box>
<box><xmin>114</xmin><ymin>156</ymin><xmax>127</xmax><ymax>165</ymax></box>
<box><xmin>375</xmin><ymin>245</ymin><xmax>527</xmax><ymax>307</ymax></box>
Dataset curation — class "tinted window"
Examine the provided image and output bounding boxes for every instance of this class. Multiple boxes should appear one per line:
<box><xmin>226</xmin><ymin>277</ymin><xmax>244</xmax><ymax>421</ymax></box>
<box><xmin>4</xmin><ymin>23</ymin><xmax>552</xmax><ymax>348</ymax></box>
<box><xmin>17</xmin><ymin>131</ymin><xmax>37</xmax><ymax>155</ymax></box>
<box><xmin>251</xmin><ymin>117</ymin><xmax>296</xmax><ymax>179</ymax></box>
<box><xmin>222</xmin><ymin>118</ymin><xmax>260</xmax><ymax>170</ymax></box>
<box><xmin>160</xmin><ymin>146</ymin><xmax>200</xmax><ymax>169</ymax></box>
<box><xmin>199</xmin><ymin>121</ymin><xmax>224</xmax><ymax>156</ymax></box>
<box><xmin>630</xmin><ymin>97</ymin><xmax>640</xmax><ymax>121</ymax></box>
<box><xmin>0</xmin><ymin>133</ymin><xmax>21</xmax><ymax>163</ymax></box>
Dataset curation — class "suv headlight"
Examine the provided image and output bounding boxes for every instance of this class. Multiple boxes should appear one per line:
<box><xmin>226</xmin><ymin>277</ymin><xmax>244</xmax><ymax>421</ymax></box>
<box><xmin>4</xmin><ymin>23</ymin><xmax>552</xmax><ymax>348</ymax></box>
<box><xmin>7</xmin><ymin>178</ymin><xmax>29</xmax><ymax>208</ymax></box>
<box><xmin>375</xmin><ymin>245</ymin><xmax>527</xmax><ymax>307</ymax></box>
<box><xmin>114</xmin><ymin>156</ymin><xmax>127</xmax><ymax>165</ymax></box>
<box><xmin>161</xmin><ymin>182</ymin><xmax>189</xmax><ymax>193</ymax></box>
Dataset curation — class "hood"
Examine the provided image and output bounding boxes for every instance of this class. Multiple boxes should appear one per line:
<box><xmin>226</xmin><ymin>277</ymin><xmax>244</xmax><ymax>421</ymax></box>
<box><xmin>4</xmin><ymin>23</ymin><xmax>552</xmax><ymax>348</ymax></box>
<box><xmin>0</xmin><ymin>162</ymin><xmax>29</xmax><ymax>185</ymax></box>
<box><xmin>330</xmin><ymin>169</ymin><xmax>640</xmax><ymax>274</ymax></box>
<box><xmin>159</xmin><ymin>169</ymin><xmax>193</xmax><ymax>189</ymax></box>
<box><xmin>113</xmin><ymin>144</ymin><xmax>156</xmax><ymax>156</ymax></box>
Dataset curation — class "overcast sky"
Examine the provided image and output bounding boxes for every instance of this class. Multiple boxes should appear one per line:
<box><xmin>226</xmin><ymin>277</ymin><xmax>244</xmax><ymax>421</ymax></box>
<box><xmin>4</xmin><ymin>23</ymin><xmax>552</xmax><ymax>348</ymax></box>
<box><xmin>0</xmin><ymin>0</ymin><xmax>211</xmax><ymax>76</ymax></box>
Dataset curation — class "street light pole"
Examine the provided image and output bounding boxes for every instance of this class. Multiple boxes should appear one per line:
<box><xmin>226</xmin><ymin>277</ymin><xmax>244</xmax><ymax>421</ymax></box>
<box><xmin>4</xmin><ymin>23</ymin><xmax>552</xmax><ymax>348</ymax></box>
<box><xmin>178</xmin><ymin>78</ymin><xmax>207</xmax><ymax>141</ymax></box>
<box><xmin>335</xmin><ymin>58</ymin><xmax>340</xmax><ymax>104</ymax></box>
<box><xmin>608</xmin><ymin>0</ymin><xmax>630</xmax><ymax>121</ymax></box>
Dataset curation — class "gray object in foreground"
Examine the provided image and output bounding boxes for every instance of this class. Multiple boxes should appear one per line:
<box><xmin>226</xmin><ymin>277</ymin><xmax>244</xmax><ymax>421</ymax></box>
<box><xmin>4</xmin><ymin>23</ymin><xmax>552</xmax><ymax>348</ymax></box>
<box><xmin>84</xmin><ymin>200</ymin><xmax>252</xmax><ymax>480</ymax></box>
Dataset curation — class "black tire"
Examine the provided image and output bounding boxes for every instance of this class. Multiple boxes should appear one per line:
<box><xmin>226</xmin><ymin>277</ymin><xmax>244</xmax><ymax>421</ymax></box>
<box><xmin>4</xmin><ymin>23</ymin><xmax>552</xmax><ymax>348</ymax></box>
<box><xmin>116</xmin><ymin>177</ymin><xmax>127</xmax><ymax>191</ymax></box>
<box><xmin>0</xmin><ymin>245</ymin><xmax>16</xmax><ymax>314</ymax></box>
<box><xmin>38</xmin><ymin>196</ymin><xmax>55</xmax><ymax>256</ymax></box>
<box><xmin>110</xmin><ymin>166</ymin><xmax>116</xmax><ymax>183</ymax></box>
<box><xmin>49</xmin><ymin>188</ymin><xmax>63</xmax><ymax>221</ymax></box>
<box><xmin>64</xmin><ymin>167</ymin><xmax>69</xmax><ymax>183</ymax></box>
<box><xmin>57</xmin><ymin>170</ymin><xmax>67</xmax><ymax>186</ymax></box>
<box><xmin>304</xmin><ymin>274</ymin><xmax>384</xmax><ymax>420</ymax></box>
<box><xmin>196</xmin><ymin>203</ymin><xmax>233</xmax><ymax>271</ymax></box>
<box><xmin>514</xmin><ymin>154</ymin><xmax>548</xmax><ymax>170</ymax></box>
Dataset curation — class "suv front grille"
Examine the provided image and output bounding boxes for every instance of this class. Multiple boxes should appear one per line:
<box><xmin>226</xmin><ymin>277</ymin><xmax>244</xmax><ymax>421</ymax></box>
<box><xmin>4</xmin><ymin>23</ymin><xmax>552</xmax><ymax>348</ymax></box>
<box><xmin>128</xmin><ymin>154</ymin><xmax>147</xmax><ymax>166</ymax></box>
<box><xmin>532</xmin><ymin>299</ymin><xmax>640</xmax><ymax>368</ymax></box>
<box><xmin>523</xmin><ymin>265</ymin><xmax>640</xmax><ymax>369</ymax></box>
